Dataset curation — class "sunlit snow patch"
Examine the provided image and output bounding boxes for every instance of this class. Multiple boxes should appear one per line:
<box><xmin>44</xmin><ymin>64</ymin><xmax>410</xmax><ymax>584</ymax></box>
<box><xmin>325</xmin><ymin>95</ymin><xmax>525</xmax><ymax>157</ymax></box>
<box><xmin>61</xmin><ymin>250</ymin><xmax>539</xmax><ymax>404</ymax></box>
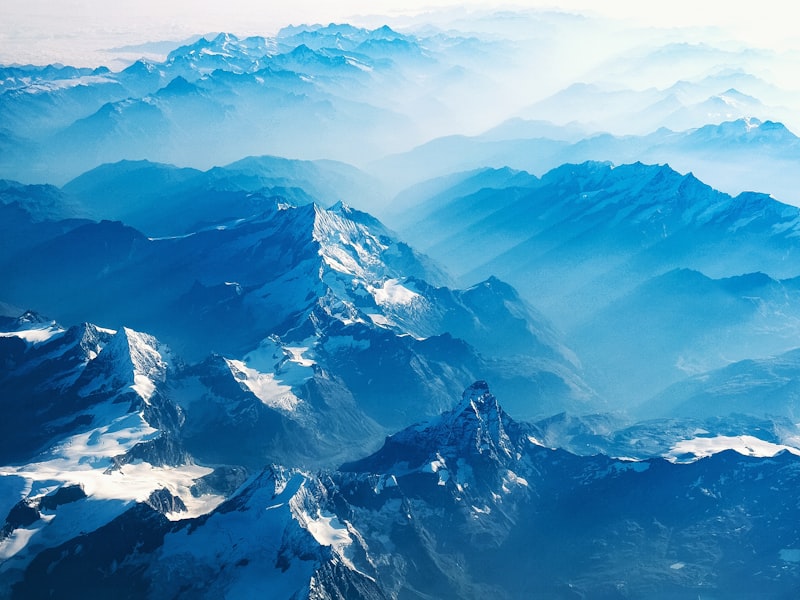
<box><xmin>501</xmin><ymin>469</ymin><xmax>529</xmax><ymax>493</ymax></box>
<box><xmin>527</xmin><ymin>435</ymin><xmax>546</xmax><ymax>447</ymax></box>
<box><xmin>231</xmin><ymin>336</ymin><xmax>318</xmax><ymax>411</ymax></box>
<box><xmin>666</xmin><ymin>435</ymin><xmax>800</xmax><ymax>462</ymax></box>
<box><xmin>303</xmin><ymin>510</ymin><xmax>353</xmax><ymax>549</ymax></box>
<box><xmin>371</xmin><ymin>278</ymin><xmax>420</xmax><ymax>306</ymax></box>
<box><xmin>0</xmin><ymin>322</ymin><xmax>65</xmax><ymax>345</ymax></box>
<box><xmin>0</xmin><ymin>461</ymin><xmax>219</xmax><ymax>565</ymax></box>
<box><xmin>0</xmin><ymin>396</ymin><xmax>216</xmax><ymax>514</ymax></box>
<box><xmin>284</xmin><ymin>346</ymin><xmax>314</xmax><ymax>368</ymax></box>
<box><xmin>225</xmin><ymin>359</ymin><xmax>301</xmax><ymax>412</ymax></box>
<box><xmin>421</xmin><ymin>453</ymin><xmax>450</xmax><ymax>486</ymax></box>
<box><xmin>366</xmin><ymin>313</ymin><xmax>394</xmax><ymax>328</ymax></box>
<box><xmin>0</xmin><ymin>394</ymin><xmax>221</xmax><ymax>564</ymax></box>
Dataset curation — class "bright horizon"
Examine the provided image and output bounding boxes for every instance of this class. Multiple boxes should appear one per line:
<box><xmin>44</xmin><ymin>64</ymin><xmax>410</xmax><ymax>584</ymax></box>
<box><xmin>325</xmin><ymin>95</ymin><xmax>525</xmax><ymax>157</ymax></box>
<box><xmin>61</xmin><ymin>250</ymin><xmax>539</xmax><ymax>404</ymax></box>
<box><xmin>2</xmin><ymin>0</ymin><xmax>799</xmax><ymax>68</ymax></box>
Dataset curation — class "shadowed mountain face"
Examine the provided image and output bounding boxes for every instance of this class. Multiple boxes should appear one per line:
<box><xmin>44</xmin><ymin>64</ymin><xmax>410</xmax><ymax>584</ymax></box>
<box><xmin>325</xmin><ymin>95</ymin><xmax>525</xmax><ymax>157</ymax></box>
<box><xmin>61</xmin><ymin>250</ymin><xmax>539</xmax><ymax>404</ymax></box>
<box><xmin>388</xmin><ymin>160</ymin><xmax>800</xmax><ymax>406</ymax></box>
<box><xmin>395</xmin><ymin>161</ymin><xmax>800</xmax><ymax>304</ymax></box>
<box><xmin>374</xmin><ymin>117</ymin><xmax>800</xmax><ymax>206</ymax></box>
<box><xmin>9</xmin><ymin>383</ymin><xmax>800</xmax><ymax>599</ymax></box>
<box><xmin>0</xmin><ymin>191</ymin><xmax>597</xmax><ymax>431</ymax></box>
<box><xmin>571</xmin><ymin>269</ymin><xmax>800</xmax><ymax>409</ymax></box>
<box><xmin>644</xmin><ymin>347</ymin><xmax>800</xmax><ymax>421</ymax></box>
<box><xmin>4</xmin><ymin>10</ymin><xmax>800</xmax><ymax>599</ymax></box>
<box><xmin>59</xmin><ymin>157</ymin><xmax>386</xmax><ymax>236</ymax></box>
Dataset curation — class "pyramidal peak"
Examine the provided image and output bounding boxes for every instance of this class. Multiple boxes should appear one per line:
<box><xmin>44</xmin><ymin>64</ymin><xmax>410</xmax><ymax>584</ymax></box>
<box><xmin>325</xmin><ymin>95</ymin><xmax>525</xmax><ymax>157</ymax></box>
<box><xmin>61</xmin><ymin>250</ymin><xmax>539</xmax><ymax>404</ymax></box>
<box><xmin>119</xmin><ymin>327</ymin><xmax>170</xmax><ymax>403</ymax></box>
<box><xmin>311</xmin><ymin>202</ymin><xmax>387</xmax><ymax>260</ymax></box>
<box><xmin>424</xmin><ymin>380</ymin><xmax>516</xmax><ymax>461</ymax></box>
<box><xmin>80</xmin><ymin>326</ymin><xmax>169</xmax><ymax>403</ymax></box>
<box><xmin>343</xmin><ymin>381</ymin><xmax>536</xmax><ymax>478</ymax></box>
<box><xmin>307</xmin><ymin>203</ymin><xmax>433</xmax><ymax>328</ymax></box>
<box><xmin>11</xmin><ymin>309</ymin><xmax>53</xmax><ymax>328</ymax></box>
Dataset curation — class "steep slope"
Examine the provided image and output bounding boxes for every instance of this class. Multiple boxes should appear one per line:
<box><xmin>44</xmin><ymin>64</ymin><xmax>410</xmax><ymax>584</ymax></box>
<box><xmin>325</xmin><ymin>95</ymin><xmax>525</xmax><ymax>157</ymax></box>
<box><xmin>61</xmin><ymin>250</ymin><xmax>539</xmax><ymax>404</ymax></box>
<box><xmin>13</xmin><ymin>382</ymin><xmax>800</xmax><ymax>599</ymax></box>
<box><xmin>0</xmin><ymin>313</ymin><xmax>180</xmax><ymax>465</ymax></box>
<box><xmin>171</xmin><ymin>346</ymin><xmax>385</xmax><ymax>471</ymax></box>
<box><xmin>3</xmin><ymin>195</ymin><xmax>595</xmax><ymax>424</ymax></box>
<box><xmin>397</xmin><ymin>161</ymin><xmax>800</xmax><ymax>326</ymax></box>
<box><xmin>0</xmin><ymin>180</ymin><xmax>91</xmax><ymax>261</ymax></box>
<box><xmin>0</xmin><ymin>180</ymin><xmax>85</xmax><ymax>222</ymax></box>
<box><xmin>60</xmin><ymin>156</ymin><xmax>384</xmax><ymax>236</ymax></box>
<box><xmin>338</xmin><ymin>383</ymin><xmax>800</xmax><ymax>598</ymax></box>
<box><xmin>342</xmin><ymin>381</ymin><xmax>541</xmax><ymax>491</ymax></box>
<box><xmin>0</xmin><ymin>310</ymin><xmax>388</xmax><ymax>587</ymax></box>
<box><xmin>8</xmin><ymin>466</ymin><xmax>385</xmax><ymax>600</ymax></box>
<box><xmin>0</xmin><ymin>66</ymin><xmax>128</xmax><ymax>144</ymax></box>
<box><xmin>392</xmin><ymin>161</ymin><xmax>800</xmax><ymax>407</ymax></box>
<box><xmin>570</xmin><ymin>269</ymin><xmax>800</xmax><ymax>406</ymax></box>
<box><xmin>0</xmin><ymin>315</ymin><xmax>218</xmax><ymax>586</ymax></box>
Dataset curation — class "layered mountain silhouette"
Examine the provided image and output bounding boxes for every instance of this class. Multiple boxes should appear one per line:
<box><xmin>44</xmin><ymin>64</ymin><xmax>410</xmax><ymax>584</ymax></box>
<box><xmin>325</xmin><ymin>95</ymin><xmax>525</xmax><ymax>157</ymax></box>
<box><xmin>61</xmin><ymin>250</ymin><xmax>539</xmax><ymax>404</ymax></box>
<box><xmin>387</xmin><ymin>160</ymin><xmax>800</xmax><ymax>405</ymax></box>
<box><xmin>7</xmin><ymin>383</ymin><xmax>800</xmax><ymax>599</ymax></box>
<box><xmin>4</xmin><ymin>10</ymin><xmax>800</xmax><ymax>599</ymax></box>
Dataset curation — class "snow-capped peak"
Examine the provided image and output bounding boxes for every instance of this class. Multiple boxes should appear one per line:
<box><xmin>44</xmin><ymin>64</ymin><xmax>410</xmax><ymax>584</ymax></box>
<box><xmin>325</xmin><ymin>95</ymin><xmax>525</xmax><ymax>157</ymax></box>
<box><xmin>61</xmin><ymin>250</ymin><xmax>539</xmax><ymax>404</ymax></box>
<box><xmin>0</xmin><ymin>310</ymin><xmax>65</xmax><ymax>346</ymax></box>
<box><xmin>343</xmin><ymin>381</ymin><xmax>533</xmax><ymax>479</ymax></box>
<box><xmin>312</xmin><ymin>203</ymin><xmax>389</xmax><ymax>281</ymax></box>
<box><xmin>80</xmin><ymin>327</ymin><xmax>169</xmax><ymax>403</ymax></box>
<box><xmin>297</xmin><ymin>203</ymin><xmax>434</xmax><ymax>335</ymax></box>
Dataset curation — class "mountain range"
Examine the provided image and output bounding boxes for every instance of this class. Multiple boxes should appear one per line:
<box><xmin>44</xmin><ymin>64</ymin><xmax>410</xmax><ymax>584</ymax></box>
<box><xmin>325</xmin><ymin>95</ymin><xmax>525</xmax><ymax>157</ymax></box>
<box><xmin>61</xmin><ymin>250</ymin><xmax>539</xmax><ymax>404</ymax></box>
<box><xmin>385</xmin><ymin>159</ymin><xmax>800</xmax><ymax>406</ymax></box>
<box><xmin>5</xmin><ymin>382</ymin><xmax>800</xmax><ymax>598</ymax></box>
<box><xmin>0</xmin><ymin>25</ymin><xmax>519</xmax><ymax>185</ymax></box>
<box><xmin>4</xmin><ymin>9</ymin><xmax>800</xmax><ymax>599</ymax></box>
<box><xmin>4</xmin><ymin>154</ymin><xmax>800</xmax><ymax>597</ymax></box>
<box><xmin>374</xmin><ymin>117</ymin><xmax>800</xmax><ymax>206</ymax></box>
<box><xmin>1</xmin><ymin>178</ymin><xmax>594</xmax><ymax>421</ymax></box>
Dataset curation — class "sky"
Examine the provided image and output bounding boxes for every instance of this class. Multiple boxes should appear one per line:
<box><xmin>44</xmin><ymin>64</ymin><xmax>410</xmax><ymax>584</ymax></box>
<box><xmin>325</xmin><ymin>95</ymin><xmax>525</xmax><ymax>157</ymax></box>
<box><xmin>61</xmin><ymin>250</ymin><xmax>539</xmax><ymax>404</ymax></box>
<box><xmin>2</xmin><ymin>0</ymin><xmax>799</xmax><ymax>67</ymax></box>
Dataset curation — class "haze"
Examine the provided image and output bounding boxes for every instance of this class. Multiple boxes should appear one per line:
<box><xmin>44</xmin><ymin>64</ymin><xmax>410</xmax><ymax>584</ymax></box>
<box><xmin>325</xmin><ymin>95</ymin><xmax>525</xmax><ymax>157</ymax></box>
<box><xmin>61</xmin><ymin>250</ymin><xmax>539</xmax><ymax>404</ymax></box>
<box><xmin>3</xmin><ymin>0</ymin><xmax>800</xmax><ymax>206</ymax></box>
<box><xmin>3</xmin><ymin>0</ymin><xmax>799</xmax><ymax>68</ymax></box>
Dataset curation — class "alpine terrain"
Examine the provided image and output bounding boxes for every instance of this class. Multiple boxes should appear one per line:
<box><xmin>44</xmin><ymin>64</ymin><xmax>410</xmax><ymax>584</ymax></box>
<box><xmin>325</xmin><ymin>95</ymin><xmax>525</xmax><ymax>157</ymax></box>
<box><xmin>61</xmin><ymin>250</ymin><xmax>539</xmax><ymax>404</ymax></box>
<box><xmin>3</xmin><ymin>6</ymin><xmax>800</xmax><ymax>599</ymax></box>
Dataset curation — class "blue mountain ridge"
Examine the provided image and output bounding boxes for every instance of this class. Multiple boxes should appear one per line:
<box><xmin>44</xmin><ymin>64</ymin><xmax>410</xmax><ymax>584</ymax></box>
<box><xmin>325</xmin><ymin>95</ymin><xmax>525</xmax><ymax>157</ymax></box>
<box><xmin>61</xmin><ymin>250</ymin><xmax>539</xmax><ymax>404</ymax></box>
<box><xmin>6</xmin><ymin>382</ymin><xmax>800</xmax><ymax>599</ymax></box>
<box><xmin>3</xmin><ymin>13</ymin><xmax>800</xmax><ymax>597</ymax></box>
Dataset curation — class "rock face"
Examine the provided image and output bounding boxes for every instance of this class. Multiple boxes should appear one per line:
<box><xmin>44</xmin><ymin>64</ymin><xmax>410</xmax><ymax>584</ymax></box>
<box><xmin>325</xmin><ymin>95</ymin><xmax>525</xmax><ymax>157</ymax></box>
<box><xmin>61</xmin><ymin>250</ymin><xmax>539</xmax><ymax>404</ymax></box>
<box><xmin>342</xmin><ymin>380</ymin><xmax>537</xmax><ymax>483</ymax></box>
<box><xmin>1</xmin><ymin>195</ymin><xmax>595</xmax><ymax>425</ymax></box>
<box><xmin>145</xmin><ymin>489</ymin><xmax>187</xmax><ymax>515</ymax></box>
<box><xmin>333</xmin><ymin>383</ymin><xmax>800</xmax><ymax>599</ymax></box>
<box><xmin>0</xmin><ymin>318</ymin><xmax>184</xmax><ymax>467</ymax></box>
<box><xmin>5</xmin><ymin>11</ymin><xmax>800</xmax><ymax>600</ymax></box>
<box><xmin>8</xmin><ymin>383</ymin><xmax>800</xmax><ymax>599</ymax></box>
